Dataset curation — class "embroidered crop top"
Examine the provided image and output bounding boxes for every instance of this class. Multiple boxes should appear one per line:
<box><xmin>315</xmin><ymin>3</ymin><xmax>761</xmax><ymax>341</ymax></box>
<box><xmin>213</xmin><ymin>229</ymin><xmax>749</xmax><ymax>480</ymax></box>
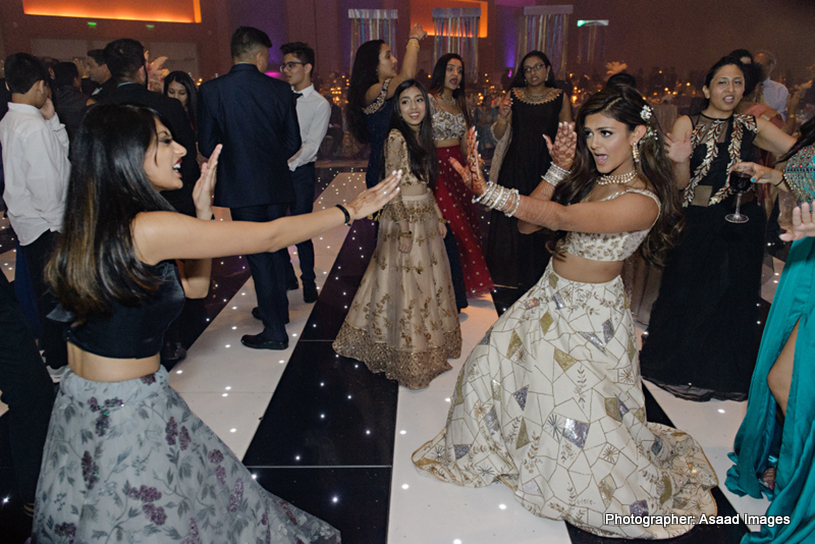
<box><xmin>429</xmin><ymin>97</ymin><xmax>467</xmax><ymax>141</ymax></box>
<box><xmin>51</xmin><ymin>260</ymin><xmax>186</xmax><ymax>358</ymax></box>
<box><xmin>559</xmin><ymin>189</ymin><xmax>661</xmax><ymax>262</ymax></box>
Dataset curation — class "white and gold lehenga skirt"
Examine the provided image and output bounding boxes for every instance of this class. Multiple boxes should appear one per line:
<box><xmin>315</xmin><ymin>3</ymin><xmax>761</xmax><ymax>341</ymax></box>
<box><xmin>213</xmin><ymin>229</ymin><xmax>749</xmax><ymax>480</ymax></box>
<box><xmin>333</xmin><ymin>191</ymin><xmax>461</xmax><ymax>390</ymax></box>
<box><xmin>412</xmin><ymin>263</ymin><xmax>717</xmax><ymax>539</ymax></box>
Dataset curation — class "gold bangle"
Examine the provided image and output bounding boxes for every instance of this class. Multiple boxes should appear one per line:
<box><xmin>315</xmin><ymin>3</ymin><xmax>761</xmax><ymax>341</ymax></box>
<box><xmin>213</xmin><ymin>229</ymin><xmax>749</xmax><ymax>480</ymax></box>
<box><xmin>407</xmin><ymin>41</ymin><xmax>420</xmax><ymax>51</ymax></box>
<box><xmin>399</xmin><ymin>230</ymin><xmax>413</xmax><ymax>239</ymax></box>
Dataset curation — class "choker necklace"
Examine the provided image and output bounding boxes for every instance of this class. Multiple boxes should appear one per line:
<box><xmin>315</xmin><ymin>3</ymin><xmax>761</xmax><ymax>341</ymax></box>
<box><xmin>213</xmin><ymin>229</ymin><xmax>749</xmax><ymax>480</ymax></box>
<box><xmin>440</xmin><ymin>93</ymin><xmax>457</xmax><ymax>106</ymax></box>
<box><xmin>596</xmin><ymin>170</ymin><xmax>637</xmax><ymax>186</ymax></box>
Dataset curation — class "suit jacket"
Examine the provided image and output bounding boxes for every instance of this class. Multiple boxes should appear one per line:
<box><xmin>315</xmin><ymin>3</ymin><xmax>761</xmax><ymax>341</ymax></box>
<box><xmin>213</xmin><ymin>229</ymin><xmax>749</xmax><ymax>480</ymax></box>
<box><xmin>105</xmin><ymin>82</ymin><xmax>199</xmax><ymax>216</ymax></box>
<box><xmin>198</xmin><ymin>63</ymin><xmax>301</xmax><ymax>208</ymax></box>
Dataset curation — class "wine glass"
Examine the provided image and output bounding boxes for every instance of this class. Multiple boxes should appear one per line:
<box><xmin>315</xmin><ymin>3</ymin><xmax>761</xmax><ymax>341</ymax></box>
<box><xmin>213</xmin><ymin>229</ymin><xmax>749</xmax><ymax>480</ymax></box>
<box><xmin>726</xmin><ymin>171</ymin><xmax>752</xmax><ymax>224</ymax></box>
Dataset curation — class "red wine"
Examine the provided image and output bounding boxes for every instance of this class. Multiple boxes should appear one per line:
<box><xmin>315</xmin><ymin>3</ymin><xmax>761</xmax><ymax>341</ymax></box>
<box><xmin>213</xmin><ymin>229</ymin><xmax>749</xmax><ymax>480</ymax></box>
<box><xmin>729</xmin><ymin>171</ymin><xmax>752</xmax><ymax>193</ymax></box>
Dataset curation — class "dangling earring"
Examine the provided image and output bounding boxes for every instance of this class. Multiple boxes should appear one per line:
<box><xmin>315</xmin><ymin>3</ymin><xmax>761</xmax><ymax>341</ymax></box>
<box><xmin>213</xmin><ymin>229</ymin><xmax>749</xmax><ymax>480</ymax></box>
<box><xmin>632</xmin><ymin>142</ymin><xmax>641</xmax><ymax>164</ymax></box>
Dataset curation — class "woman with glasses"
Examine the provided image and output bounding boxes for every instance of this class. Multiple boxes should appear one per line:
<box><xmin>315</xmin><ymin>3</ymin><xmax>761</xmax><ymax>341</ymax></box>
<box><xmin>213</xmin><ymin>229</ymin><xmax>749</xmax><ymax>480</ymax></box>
<box><xmin>489</xmin><ymin>51</ymin><xmax>572</xmax><ymax>307</ymax></box>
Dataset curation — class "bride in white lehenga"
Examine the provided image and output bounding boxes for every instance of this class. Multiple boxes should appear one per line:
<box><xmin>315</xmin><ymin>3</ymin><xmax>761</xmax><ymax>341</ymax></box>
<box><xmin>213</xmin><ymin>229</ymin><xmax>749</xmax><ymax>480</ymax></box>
<box><xmin>412</xmin><ymin>86</ymin><xmax>717</xmax><ymax>539</ymax></box>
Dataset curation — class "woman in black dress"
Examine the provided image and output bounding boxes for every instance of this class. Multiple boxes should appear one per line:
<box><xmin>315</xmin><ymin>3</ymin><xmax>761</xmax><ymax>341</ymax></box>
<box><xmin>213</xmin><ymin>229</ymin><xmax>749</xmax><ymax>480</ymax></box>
<box><xmin>489</xmin><ymin>51</ymin><xmax>572</xmax><ymax>307</ymax></box>
<box><xmin>640</xmin><ymin>56</ymin><xmax>794</xmax><ymax>401</ymax></box>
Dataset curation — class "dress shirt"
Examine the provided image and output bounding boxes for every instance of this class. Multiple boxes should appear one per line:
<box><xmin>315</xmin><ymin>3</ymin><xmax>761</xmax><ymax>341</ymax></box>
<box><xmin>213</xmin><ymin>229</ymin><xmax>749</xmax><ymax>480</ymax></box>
<box><xmin>288</xmin><ymin>84</ymin><xmax>331</xmax><ymax>171</ymax></box>
<box><xmin>0</xmin><ymin>103</ymin><xmax>70</xmax><ymax>245</ymax></box>
<box><xmin>762</xmin><ymin>78</ymin><xmax>789</xmax><ymax>121</ymax></box>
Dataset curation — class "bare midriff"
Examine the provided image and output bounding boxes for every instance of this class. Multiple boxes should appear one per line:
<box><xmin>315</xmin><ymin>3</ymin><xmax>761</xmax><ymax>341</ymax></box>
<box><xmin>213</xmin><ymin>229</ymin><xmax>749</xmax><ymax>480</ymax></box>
<box><xmin>434</xmin><ymin>138</ymin><xmax>460</xmax><ymax>148</ymax></box>
<box><xmin>68</xmin><ymin>342</ymin><xmax>161</xmax><ymax>383</ymax></box>
<box><xmin>552</xmin><ymin>253</ymin><xmax>624</xmax><ymax>283</ymax></box>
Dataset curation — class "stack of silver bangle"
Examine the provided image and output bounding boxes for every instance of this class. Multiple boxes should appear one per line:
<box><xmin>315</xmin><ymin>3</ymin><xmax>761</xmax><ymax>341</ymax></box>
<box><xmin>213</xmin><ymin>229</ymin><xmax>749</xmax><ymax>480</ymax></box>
<box><xmin>472</xmin><ymin>181</ymin><xmax>522</xmax><ymax>217</ymax></box>
<box><xmin>543</xmin><ymin>163</ymin><xmax>570</xmax><ymax>187</ymax></box>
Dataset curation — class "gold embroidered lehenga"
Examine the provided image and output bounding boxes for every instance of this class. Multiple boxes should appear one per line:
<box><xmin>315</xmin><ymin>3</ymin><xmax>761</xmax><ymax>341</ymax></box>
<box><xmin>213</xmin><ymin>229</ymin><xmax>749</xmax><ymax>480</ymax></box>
<box><xmin>333</xmin><ymin>130</ymin><xmax>461</xmax><ymax>389</ymax></box>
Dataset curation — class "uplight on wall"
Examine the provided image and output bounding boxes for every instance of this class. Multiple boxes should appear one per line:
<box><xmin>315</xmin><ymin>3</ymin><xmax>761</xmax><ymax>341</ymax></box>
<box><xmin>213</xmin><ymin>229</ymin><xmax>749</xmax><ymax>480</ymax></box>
<box><xmin>22</xmin><ymin>0</ymin><xmax>202</xmax><ymax>23</ymax></box>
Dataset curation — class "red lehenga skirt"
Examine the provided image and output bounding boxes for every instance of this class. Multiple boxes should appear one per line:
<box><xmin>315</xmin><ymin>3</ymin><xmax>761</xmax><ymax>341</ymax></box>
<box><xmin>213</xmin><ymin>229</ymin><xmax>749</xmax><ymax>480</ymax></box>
<box><xmin>435</xmin><ymin>145</ymin><xmax>493</xmax><ymax>296</ymax></box>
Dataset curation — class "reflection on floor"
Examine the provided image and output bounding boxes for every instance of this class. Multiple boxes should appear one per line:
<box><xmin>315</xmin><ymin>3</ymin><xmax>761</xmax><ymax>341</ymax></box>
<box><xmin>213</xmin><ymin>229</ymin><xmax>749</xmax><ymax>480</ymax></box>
<box><xmin>0</xmin><ymin>167</ymin><xmax>787</xmax><ymax>543</ymax></box>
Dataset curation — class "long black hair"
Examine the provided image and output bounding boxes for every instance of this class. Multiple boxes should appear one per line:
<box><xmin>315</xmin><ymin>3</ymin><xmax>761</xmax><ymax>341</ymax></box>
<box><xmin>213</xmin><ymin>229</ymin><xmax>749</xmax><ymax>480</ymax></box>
<box><xmin>508</xmin><ymin>50</ymin><xmax>556</xmax><ymax>90</ymax></box>
<box><xmin>549</xmin><ymin>86</ymin><xmax>683</xmax><ymax>267</ymax></box>
<box><xmin>46</xmin><ymin>104</ymin><xmax>175</xmax><ymax>321</ymax></box>
<box><xmin>347</xmin><ymin>39</ymin><xmax>385</xmax><ymax>143</ymax></box>
<box><xmin>385</xmin><ymin>79</ymin><xmax>438</xmax><ymax>187</ymax></box>
<box><xmin>163</xmin><ymin>70</ymin><xmax>198</xmax><ymax>132</ymax></box>
<box><xmin>429</xmin><ymin>53</ymin><xmax>471</xmax><ymax>127</ymax></box>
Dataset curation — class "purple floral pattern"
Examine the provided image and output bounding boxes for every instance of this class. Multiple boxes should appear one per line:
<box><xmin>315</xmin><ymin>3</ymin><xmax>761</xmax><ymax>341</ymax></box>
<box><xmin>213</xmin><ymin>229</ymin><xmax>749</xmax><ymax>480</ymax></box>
<box><xmin>34</xmin><ymin>368</ymin><xmax>340</xmax><ymax>543</ymax></box>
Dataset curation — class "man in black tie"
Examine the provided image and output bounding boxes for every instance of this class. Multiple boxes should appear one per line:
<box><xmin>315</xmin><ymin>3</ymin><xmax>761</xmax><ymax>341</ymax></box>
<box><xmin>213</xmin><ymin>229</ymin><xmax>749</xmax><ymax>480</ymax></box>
<box><xmin>199</xmin><ymin>27</ymin><xmax>301</xmax><ymax>350</ymax></box>
<box><xmin>102</xmin><ymin>39</ymin><xmax>199</xmax><ymax>218</ymax></box>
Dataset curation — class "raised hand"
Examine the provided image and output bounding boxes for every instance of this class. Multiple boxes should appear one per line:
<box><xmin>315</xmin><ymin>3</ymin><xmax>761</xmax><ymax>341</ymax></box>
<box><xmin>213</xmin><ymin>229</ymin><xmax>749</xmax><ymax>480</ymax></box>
<box><xmin>409</xmin><ymin>23</ymin><xmax>427</xmax><ymax>42</ymax></box>
<box><xmin>192</xmin><ymin>144</ymin><xmax>222</xmax><ymax>220</ymax></box>
<box><xmin>665</xmin><ymin>130</ymin><xmax>692</xmax><ymax>163</ymax></box>
<box><xmin>497</xmin><ymin>93</ymin><xmax>512</xmax><ymax>120</ymax></box>
<box><xmin>543</xmin><ymin>122</ymin><xmax>576</xmax><ymax>170</ymax></box>
<box><xmin>449</xmin><ymin>127</ymin><xmax>487</xmax><ymax>195</ymax></box>
<box><xmin>346</xmin><ymin>170</ymin><xmax>402</xmax><ymax>220</ymax></box>
<box><xmin>39</xmin><ymin>97</ymin><xmax>55</xmax><ymax>121</ymax></box>
<box><xmin>780</xmin><ymin>202</ymin><xmax>815</xmax><ymax>241</ymax></box>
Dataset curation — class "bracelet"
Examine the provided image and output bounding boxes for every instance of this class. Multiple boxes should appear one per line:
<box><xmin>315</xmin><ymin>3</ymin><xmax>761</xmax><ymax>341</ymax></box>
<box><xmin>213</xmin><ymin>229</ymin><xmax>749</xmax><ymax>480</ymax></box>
<box><xmin>408</xmin><ymin>36</ymin><xmax>421</xmax><ymax>42</ymax></box>
<box><xmin>774</xmin><ymin>175</ymin><xmax>785</xmax><ymax>188</ymax></box>
<box><xmin>543</xmin><ymin>163</ymin><xmax>570</xmax><ymax>187</ymax></box>
<box><xmin>407</xmin><ymin>41</ymin><xmax>420</xmax><ymax>51</ymax></box>
<box><xmin>473</xmin><ymin>181</ymin><xmax>495</xmax><ymax>204</ymax></box>
<box><xmin>438</xmin><ymin>217</ymin><xmax>447</xmax><ymax>224</ymax></box>
<box><xmin>399</xmin><ymin>230</ymin><xmax>413</xmax><ymax>239</ymax></box>
<box><xmin>504</xmin><ymin>189</ymin><xmax>522</xmax><ymax>217</ymax></box>
<box><xmin>335</xmin><ymin>204</ymin><xmax>351</xmax><ymax>226</ymax></box>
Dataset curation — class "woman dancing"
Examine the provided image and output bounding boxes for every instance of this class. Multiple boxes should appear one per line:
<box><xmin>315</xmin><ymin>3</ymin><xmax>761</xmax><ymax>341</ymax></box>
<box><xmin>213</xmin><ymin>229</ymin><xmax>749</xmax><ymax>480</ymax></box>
<box><xmin>333</xmin><ymin>80</ymin><xmax>461</xmax><ymax>389</ymax></box>
<box><xmin>413</xmin><ymin>86</ymin><xmax>718</xmax><ymax>538</ymax></box>
<box><xmin>428</xmin><ymin>53</ymin><xmax>494</xmax><ymax>299</ymax></box>
<box><xmin>726</xmin><ymin>118</ymin><xmax>815</xmax><ymax>543</ymax></box>
<box><xmin>347</xmin><ymin>24</ymin><xmax>427</xmax><ymax>189</ymax></box>
<box><xmin>34</xmin><ymin>104</ymin><xmax>400</xmax><ymax>542</ymax></box>
<box><xmin>639</xmin><ymin>56</ymin><xmax>795</xmax><ymax>401</ymax></box>
<box><xmin>488</xmin><ymin>51</ymin><xmax>572</xmax><ymax>307</ymax></box>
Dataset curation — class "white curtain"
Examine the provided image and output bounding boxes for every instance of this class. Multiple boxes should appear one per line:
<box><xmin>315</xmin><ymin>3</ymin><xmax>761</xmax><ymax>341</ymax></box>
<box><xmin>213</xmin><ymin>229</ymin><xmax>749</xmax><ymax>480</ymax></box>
<box><xmin>577</xmin><ymin>20</ymin><xmax>608</xmax><ymax>69</ymax></box>
<box><xmin>432</xmin><ymin>7</ymin><xmax>480</xmax><ymax>81</ymax></box>
<box><xmin>515</xmin><ymin>5</ymin><xmax>572</xmax><ymax>79</ymax></box>
<box><xmin>348</xmin><ymin>9</ymin><xmax>398</xmax><ymax>71</ymax></box>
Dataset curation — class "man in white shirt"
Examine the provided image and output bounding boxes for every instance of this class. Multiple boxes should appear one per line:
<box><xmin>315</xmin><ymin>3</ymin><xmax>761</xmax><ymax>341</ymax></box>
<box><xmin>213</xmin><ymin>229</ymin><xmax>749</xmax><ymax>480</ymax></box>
<box><xmin>280</xmin><ymin>42</ymin><xmax>330</xmax><ymax>303</ymax></box>
<box><xmin>755</xmin><ymin>50</ymin><xmax>790</xmax><ymax>121</ymax></box>
<box><xmin>0</xmin><ymin>53</ymin><xmax>70</xmax><ymax>371</ymax></box>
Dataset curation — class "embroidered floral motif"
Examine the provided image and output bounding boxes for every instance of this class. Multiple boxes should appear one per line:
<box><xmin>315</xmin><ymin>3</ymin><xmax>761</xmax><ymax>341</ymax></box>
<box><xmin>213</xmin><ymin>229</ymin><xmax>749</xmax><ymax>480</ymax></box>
<box><xmin>81</xmin><ymin>451</ymin><xmax>98</xmax><ymax>490</ymax></box>
<box><xmin>363</xmin><ymin>78</ymin><xmax>392</xmax><ymax>115</ymax></box>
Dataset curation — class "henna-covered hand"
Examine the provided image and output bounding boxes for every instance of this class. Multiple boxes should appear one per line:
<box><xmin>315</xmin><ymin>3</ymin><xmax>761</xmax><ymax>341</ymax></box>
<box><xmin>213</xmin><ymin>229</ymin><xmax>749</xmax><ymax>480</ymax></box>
<box><xmin>543</xmin><ymin>122</ymin><xmax>576</xmax><ymax>170</ymax></box>
<box><xmin>449</xmin><ymin>127</ymin><xmax>487</xmax><ymax>195</ymax></box>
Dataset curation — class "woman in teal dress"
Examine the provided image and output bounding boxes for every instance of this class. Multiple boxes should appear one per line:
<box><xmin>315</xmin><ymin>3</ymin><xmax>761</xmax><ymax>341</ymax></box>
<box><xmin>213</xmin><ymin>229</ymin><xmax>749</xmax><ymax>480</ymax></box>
<box><xmin>727</xmin><ymin>117</ymin><xmax>815</xmax><ymax>543</ymax></box>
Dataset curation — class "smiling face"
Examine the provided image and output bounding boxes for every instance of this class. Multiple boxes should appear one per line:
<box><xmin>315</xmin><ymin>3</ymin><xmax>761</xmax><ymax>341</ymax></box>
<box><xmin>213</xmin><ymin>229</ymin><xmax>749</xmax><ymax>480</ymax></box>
<box><xmin>583</xmin><ymin>113</ymin><xmax>643</xmax><ymax>175</ymax></box>
<box><xmin>398</xmin><ymin>85</ymin><xmax>426</xmax><ymax>130</ymax></box>
<box><xmin>166</xmin><ymin>80</ymin><xmax>188</xmax><ymax>109</ymax></box>
<box><xmin>377</xmin><ymin>43</ymin><xmax>398</xmax><ymax>80</ymax></box>
<box><xmin>523</xmin><ymin>55</ymin><xmax>550</xmax><ymax>88</ymax></box>
<box><xmin>143</xmin><ymin>120</ymin><xmax>187</xmax><ymax>192</ymax></box>
<box><xmin>444</xmin><ymin>59</ymin><xmax>464</xmax><ymax>92</ymax></box>
<box><xmin>703</xmin><ymin>64</ymin><xmax>745</xmax><ymax>116</ymax></box>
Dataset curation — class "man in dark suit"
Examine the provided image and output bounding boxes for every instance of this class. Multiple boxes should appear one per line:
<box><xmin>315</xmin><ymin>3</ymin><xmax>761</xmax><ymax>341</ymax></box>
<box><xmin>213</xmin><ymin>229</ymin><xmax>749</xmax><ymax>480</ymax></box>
<box><xmin>102</xmin><ymin>38</ymin><xmax>199</xmax><ymax>218</ymax></box>
<box><xmin>102</xmin><ymin>39</ymin><xmax>200</xmax><ymax>365</ymax></box>
<box><xmin>198</xmin><ymin>27</ymin><xmax>301</xmax><ymax>350</ymax></box>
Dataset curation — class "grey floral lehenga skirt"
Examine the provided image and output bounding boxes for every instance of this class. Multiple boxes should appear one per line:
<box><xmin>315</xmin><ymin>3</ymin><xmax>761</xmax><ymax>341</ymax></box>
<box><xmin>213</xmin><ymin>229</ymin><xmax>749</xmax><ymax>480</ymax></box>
<box><xmin>33</xmin><ymin>367</ymin><xmax>340</xmax><ymax>543</ymax></box>
<box><xmin>412</xmin><ymin>263</ymin><xmax>717</xmax><ymax>539</ymax></box>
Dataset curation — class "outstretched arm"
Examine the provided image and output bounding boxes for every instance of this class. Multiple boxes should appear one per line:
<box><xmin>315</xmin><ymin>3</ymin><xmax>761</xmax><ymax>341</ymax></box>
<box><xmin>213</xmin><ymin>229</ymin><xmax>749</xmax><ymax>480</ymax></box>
<box><xmin>134</xmin><ymin>172</ymin><xmax>402</xmax><ymax>271</ymax></box>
